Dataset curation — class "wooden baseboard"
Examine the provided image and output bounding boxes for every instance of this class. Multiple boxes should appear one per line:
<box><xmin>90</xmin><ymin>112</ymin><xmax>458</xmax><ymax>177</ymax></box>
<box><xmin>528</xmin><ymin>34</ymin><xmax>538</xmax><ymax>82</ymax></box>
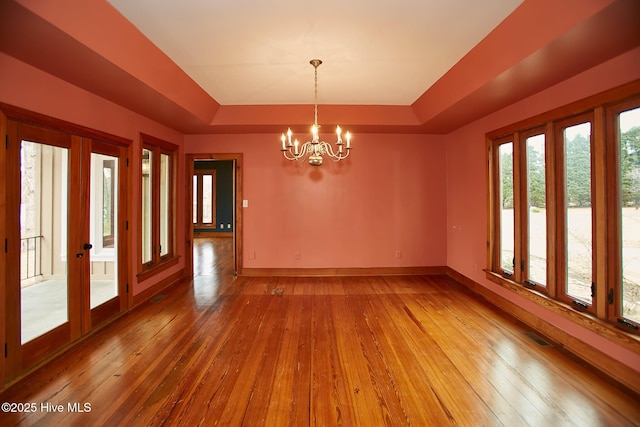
<box><xmin>241</xmin><ymin>266</ymin><xmax>448</xmax><ymax>277</ymax></box>
<box><xmin>446</xmin><ymin>267</ymin><xmax>640</xmax><ymax>395</ymax></box>
<box><xmin>132</xmin><ymin>269</ymin><xmax>186</xmax><ymax>307</ymax></box>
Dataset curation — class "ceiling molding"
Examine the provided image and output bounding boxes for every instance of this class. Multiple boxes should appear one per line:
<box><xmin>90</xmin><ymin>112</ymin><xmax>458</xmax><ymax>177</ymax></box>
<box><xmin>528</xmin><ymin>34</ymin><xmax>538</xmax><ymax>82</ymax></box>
<box><xmin>1</xmin><ymin>0</ymin><xmax>639</xmax><ymax>134</ymax></box>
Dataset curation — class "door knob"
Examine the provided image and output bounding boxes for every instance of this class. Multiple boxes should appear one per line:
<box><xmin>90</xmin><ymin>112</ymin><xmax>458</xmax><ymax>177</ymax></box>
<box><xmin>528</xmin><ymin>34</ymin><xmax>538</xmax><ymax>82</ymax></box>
<box><xmin>83</xmin><ymin>243</ymin><xmax>93</xmax><ymax>250</ymax></box>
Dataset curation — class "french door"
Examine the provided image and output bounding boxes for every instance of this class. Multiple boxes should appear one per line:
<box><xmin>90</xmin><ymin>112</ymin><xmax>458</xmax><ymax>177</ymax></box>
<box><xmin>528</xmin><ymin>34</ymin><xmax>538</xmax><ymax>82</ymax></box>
<box><xmin>3</xmin><ymin>120</ymin><xmax>128</xmax><ymax>380</ymax></box>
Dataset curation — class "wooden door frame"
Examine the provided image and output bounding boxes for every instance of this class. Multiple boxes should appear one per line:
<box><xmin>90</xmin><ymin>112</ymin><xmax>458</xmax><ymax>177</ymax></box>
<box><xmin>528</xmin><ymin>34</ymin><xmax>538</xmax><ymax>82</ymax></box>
<box><xmin>0</xmin><ymin>104</ymin><xmax>132</xmax><ymax>383</ymax></box>
<box><xmin>86</xmin><ymin>139</ymin><xmax>131</xmax><ymax>331</ymax></box>
<box><xmin>185</xmin><ymin>153</ymin><xmax>243</xmax><ymax>277</ymax></box>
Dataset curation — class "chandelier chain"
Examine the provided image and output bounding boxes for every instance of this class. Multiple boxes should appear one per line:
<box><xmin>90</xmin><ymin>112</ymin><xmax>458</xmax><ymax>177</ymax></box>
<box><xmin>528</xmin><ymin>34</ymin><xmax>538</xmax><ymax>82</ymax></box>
<box><xmin>314</xmin><ymin>62</ymin><xmax>318</xmax><ymax>127</ymax></box>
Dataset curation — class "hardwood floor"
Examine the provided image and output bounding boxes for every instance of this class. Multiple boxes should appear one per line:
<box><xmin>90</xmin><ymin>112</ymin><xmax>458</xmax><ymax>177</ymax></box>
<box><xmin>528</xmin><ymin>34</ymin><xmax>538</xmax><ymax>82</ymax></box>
<box><xmin>1</xmin><ymin>237</ymin><xmax>638</xmax><ymax>426</ymax></box>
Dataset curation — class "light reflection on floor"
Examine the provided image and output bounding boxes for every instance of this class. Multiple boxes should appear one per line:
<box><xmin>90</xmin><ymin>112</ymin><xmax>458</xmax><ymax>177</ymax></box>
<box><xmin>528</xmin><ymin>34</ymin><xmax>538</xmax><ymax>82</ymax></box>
<box><xmin>192</xmin><ymin>236</ymin><xmax>233</xmax><ymax>308</ymax></box>
<box><xmin>489</xmin><ymin>337</ymin><xmax>604</xmax><ymax>426</ymax></box>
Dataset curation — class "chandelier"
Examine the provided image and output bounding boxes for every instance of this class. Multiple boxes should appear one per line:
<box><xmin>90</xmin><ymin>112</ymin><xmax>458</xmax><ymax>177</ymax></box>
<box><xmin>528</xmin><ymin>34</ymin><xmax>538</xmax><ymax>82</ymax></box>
<box><xmin>280</xmin><ymin>59</ymin><xmax>352</xmax><ymax>166</ymax></box>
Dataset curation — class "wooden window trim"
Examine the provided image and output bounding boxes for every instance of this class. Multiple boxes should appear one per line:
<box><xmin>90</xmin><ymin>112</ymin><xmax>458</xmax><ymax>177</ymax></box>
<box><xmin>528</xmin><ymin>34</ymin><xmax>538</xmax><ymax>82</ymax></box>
<box><xmin>554</xmin><ymin>112</ymin><xmax>596</xmax><ymax>313</ymax></box>
<box><xmin>486</xmin><ymin>79</ymin><xmax>640</xmax><ymax>339</ymax></box>
<box><xmin>193</xmin><ymin>169</ymin><xmax>217</xmax><ymax>229</ymax></box>
<box><xmin>136</xmin><ymin>256</ymin><xmax>180</xmax><ymax>283</ymax></box>
<box><xmin>484</xmin><ymin>270</ymin><xmax>640</xmax><ymax>355</ymax></box>
<box><xmin>519</xmin><ymin>125</ymin><xmax>550</xmax><ymax>292</ymax></box>
<box><xmin>490</xmin><ymin>135</ymin><xmax>515</xmax><ymax>277</ymax></box>
<box><xmin>605</xmin><ymin>95</ymin><xmax>640</xmax><ymax>326</ymax></box>
<box><xmin>138</xmin><ymin>134</ymin><xmax>177</xmax><ymax>275</ymax></box>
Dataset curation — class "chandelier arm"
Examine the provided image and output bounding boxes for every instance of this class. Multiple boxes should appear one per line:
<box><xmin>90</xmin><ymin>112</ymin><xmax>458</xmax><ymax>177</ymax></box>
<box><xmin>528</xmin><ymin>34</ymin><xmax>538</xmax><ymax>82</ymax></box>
<box><xmin>322</xmin><ymin>141</ymin><xmax>350</xmax><ymax>161</ymax></box>
<box><xmin>321</xmin><ymin>141</ymin><xmax>337</xmax><ymax>159</ymax></box>
<box><xmin>282</xmin><ymin>141</ymin><xmax>310</xmax><ymax>161</ymax></box>
<box><xmin>282</xmin><ymin>150</ymin><xmax>300</xmax><ymax>161</ymax></box>
<box><xmin>280</xmin><ymin>59</ymin><xmax>352</xmax><ymax>166</ymax></box>
<box><xmin>299</xmin><ymin>142</ymin><xmax>309</xmax><ymax>159</ymax></box>
<box><xmin>337</xmin><ymin>149</ymin><xmax>351</xmax><ymax>160</ymax></box>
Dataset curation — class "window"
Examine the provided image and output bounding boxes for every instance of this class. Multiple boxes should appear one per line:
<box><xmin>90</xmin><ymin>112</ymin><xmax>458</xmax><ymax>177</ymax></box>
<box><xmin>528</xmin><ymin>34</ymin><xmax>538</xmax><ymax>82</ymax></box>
<box><xmin>612</xmin><ymin>102</ymin><xmax>640</xmax><ymax>328</ymax></box>
<box><xmin>560</xmin><ymin>118</ymin><xmax>594</xmax><ymax>307</ymax></box>
<box><xmin>525</xmin><ymin>130</ymin><xmax>547</xmax><ymax>287</ymax></box>
<box><xmin>102</xmin><ymin>159</ymin><xmax>116</xmax><ymax>248</ymax></box>
<box><xmin>192</xmin><ymin>169</ymin><xmax>217</xmax><ymax>228</ymax></box>
<box><xmin>488</xmin><ymin>89</ymin><xmax>640</xmax><ymax>334</ymax></box>
<box><xmin>497</xmin><ymin>139</ymin><xmax>514</xmax><ymax>274</ymax></box>
<box><xmin>140</xmin><ymin>135</ymin><xmax>177</xmax><ymax>272</ymax></box>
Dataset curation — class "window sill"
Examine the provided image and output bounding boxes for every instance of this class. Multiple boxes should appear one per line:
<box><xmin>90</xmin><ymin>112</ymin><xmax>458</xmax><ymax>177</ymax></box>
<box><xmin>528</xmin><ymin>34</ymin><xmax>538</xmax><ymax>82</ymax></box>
<box><xmin>484</xmin><ymin>270</ymin><xmax>640</xmax><ymax>354</ymax></box>
<box><xmin>137</xmin><ymin>256</ymin><xmax>180</xmax><ymax>283</ymax></box>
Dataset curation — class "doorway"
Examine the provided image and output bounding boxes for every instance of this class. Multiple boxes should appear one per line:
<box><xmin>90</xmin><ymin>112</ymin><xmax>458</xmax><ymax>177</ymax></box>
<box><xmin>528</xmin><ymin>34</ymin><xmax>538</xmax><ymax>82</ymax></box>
<box><xmin>2</xmin><ymin>119</ymin><xmax>129</xmax><ymax>380</ymax></box>
<box><xmin>185</xmin><ymin>154</ymin><xmax>243</xmax><ymax>277</ymax></box>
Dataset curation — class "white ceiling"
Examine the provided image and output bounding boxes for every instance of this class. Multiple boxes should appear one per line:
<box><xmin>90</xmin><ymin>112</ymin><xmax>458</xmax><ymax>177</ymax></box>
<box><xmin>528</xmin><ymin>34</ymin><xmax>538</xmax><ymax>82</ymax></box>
<box><xmin>107</xmin><ymin>0</ymin><xmax>523</xmax><ymax>106</ymax></box>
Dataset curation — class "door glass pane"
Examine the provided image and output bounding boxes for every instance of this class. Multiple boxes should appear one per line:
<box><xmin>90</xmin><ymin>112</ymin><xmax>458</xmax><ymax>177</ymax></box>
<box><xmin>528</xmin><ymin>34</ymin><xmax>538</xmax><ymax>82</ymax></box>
<box><xmin>499</xmin><ymin>142</ymin><xmax>514</xmax><ymax>272</ymax></box>
<box><xmin>564</xmin><ymin>122</ymin><xmax>593</xmax><ymax>303</ymax></box>
<box><xmin>203</xmin><ymin>174</ymin><xmax>213</xmax><ymax>224</ymax></box>
<box><xmin>90</xmin><ymin>153</ymin><xmax>118</xmax><ymax>309</ymax></box>
<box><xmin>619</xmin><ymin>107</ymin><xmax>640</xmax><ymax>323</ymax></box>
<box><xmin>20</xmin><ymin>141</ymin><xmax>69</xmax><ymax>344</ymax></box>
<box><xmin>193</xmin><ymin>175</ymin><xmax>198</xmax><ymax>224</ymax></box>
<box><xmin>159</xmin><ymin>153</ymin><xmax>170</xmax><ymax>257</ymax></box>
<box><xmin>141</xmin><ymin>148</ymin><xmax>152</xmax><ymax>264</ymax></box>
<box><xmin>527</xmin><ymin>134</ymin><xmax>546</xmax><ymax>285</ymax></box>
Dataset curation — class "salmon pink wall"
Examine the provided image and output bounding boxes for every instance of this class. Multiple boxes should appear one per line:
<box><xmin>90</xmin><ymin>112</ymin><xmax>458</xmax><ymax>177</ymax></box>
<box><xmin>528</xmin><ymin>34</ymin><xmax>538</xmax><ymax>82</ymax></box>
<box><xmin>186</xmin><ymin>133</ymin><xmax>447</xmax><ymax>269</ymax></box>
<box><xmin>445</xmin><ymin>47</ymin><xmax>640</xmax><ymax>371</ymax></box>
<box><xmin>0</xmin><ymin>52</ymin><xmax>186</xmax><ymax>296</ymax></box>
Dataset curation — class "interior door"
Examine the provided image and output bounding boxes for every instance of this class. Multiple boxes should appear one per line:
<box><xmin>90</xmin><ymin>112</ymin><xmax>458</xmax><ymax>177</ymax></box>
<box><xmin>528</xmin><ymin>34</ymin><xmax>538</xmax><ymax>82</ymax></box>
<box><xmin>3</xmin><ymin>121</ymin><xmax>128</xmax><ymax>380</ymax></box>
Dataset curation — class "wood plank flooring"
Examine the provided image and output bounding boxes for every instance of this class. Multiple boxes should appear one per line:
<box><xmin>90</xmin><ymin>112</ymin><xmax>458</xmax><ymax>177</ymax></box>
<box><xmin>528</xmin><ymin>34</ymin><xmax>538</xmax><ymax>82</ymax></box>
<box><xmin>1</xmin><ymin>237</ymin><xmax>638</xmax><ymax>426</ymax></box>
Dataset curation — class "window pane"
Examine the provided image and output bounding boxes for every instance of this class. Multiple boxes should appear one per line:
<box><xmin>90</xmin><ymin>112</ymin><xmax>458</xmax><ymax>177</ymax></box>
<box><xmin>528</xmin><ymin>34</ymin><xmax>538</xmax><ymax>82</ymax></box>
<box><xmin>20</xmin><ymin>141</ymin><xmax>69</xmax><ymax>343</ymax></box>
<box><xmin>92</xmin><ymin>154</ymin><xmax>118</xmax><ymax>308</ymax></box>
<box><xmin>527</xmin><ymin>134</ymin><xmax>546</xmax><ymax>285</ymax></box>
<box><xmin>499</xmin><ymin>142</ymin><xmax>514</xmax><ymax>272</ymax></box>
<box><xmin>564</xmin><ymin>123</ymin><xmax>592</xmax><ymax>303</ymax></box>
<box><xmin>159</xmin><ymin>153</ymin><xmax>170</xmax><ymax>257</ymax></box>
<box><xmin>619</xmin><ymin>107</ymin><xmax>640</xmax><ymax>323</ymax></box>
<box><xmin>202</xmin><ymin>174</ymin><xmax>213</xmax><ymax>224</ymax></box>
<box><xmin>102</xmin><ymin>160</ymin><xmax>115</xmax><ymax>248</ymax></box>
<box><xmin>193</xmin><ymin>175</ymin><xmax>198</xmax><ymax>224</ymax></box>
<box><xmin>141</xmin><ymin>148</ymin><xmax>152</xmax><ymax>264</ymax></box>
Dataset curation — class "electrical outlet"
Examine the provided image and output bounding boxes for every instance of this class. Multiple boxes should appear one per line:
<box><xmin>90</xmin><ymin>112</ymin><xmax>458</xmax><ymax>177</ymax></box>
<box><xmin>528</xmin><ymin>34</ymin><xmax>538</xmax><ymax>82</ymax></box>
<box><xmin>295</xmin><ymin>252</ymin><xmax>301</xmax><ymax>260</ymax></box>
<box><xmin>395</xmin><ymin>251</ymin><xmax>401</xmax><ymax>259</ymax></box>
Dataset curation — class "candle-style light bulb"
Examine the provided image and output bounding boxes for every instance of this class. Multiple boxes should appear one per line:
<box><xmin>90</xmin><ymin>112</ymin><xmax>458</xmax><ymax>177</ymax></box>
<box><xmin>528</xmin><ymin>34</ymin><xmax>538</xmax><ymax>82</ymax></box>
<box><xmin>287</xmin><ymin>128</ymin><xmax>293</xmax><ymax>146</ymax></box>
<box><xmin>281</xmin><ymin>133</ymin><xmax>286</xmax><ymax>150</ymax></box>
<box><xmin>346</xmin><ymin>131</ymin><xmax>351</xmax><ymax>149</ymax></box>
<box><xmin>294</xmin><ymin>139</ymin><xmax>299</xmax><ymax>155</ymax></box>
<box><xmin>336</xmin><ymin>126</ymin><xmax>342</xmax><ymax>144</ymax></box>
